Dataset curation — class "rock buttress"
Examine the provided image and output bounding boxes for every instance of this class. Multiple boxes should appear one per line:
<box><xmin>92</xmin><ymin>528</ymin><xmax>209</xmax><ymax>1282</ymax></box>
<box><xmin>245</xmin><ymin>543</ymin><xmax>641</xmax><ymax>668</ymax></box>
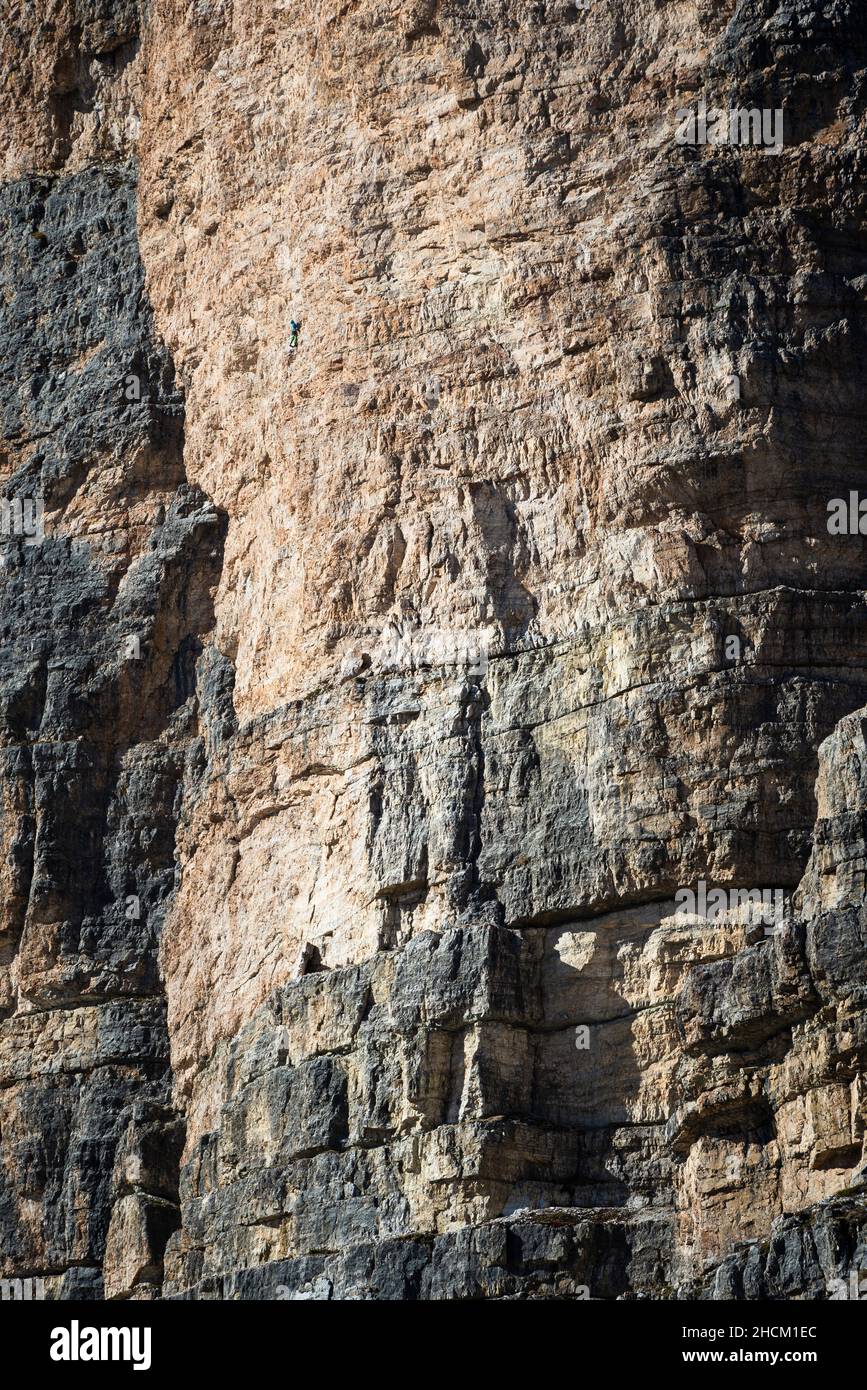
<box><xmin>4</xmin><ymin>0</ymin><xmax>867</xmax><ymax>1299</ymax></box>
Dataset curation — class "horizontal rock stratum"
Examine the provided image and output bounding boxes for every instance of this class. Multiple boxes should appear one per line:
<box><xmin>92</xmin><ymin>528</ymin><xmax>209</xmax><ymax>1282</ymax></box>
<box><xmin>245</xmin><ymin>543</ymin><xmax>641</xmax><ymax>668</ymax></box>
<box><xmin>2</xmin><ymin>0</ymin><xmax>867</xmax><ymax>1301</ymax></box>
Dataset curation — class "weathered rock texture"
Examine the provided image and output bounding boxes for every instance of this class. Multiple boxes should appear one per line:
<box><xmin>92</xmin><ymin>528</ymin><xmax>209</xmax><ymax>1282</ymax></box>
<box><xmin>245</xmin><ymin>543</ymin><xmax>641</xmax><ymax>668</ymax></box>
<box><xmin>2</xmin><ymin>0</ymin><xmax>867</xmax><ymax>1300</ymax></box>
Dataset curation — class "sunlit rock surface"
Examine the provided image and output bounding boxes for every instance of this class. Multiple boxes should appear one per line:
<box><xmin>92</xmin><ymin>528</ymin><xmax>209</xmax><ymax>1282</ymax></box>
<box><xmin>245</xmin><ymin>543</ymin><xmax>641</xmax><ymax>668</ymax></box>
<box><xmin>2</xmin><ymin>0</ymin><xmax>867</xmax><ymax>1299</ymax></box>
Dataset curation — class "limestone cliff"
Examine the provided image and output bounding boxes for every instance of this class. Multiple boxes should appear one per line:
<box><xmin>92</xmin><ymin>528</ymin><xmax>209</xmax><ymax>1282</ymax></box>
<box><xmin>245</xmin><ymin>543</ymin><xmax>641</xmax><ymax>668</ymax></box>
<box><xmin>2</xmin><ymin>0</ymin><xmax>867</xmax><ymax>1300</ymax></box>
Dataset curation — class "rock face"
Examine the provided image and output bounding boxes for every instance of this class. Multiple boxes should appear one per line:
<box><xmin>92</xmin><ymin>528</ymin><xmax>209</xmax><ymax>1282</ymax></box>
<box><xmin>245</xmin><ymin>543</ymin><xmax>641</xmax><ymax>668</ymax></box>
<box><xmin>2</xmin><ymin>0</ymin><xmax>867</xmax><ymax>1300</ymax></box>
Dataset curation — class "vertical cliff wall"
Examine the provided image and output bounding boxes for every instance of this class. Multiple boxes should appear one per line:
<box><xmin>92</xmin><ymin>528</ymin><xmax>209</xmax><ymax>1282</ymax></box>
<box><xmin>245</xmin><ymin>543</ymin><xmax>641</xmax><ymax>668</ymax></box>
<box><xmin>2</xmin><ymin>0</ymin><xmax>867</xmax><ymax>1300</ymax></box>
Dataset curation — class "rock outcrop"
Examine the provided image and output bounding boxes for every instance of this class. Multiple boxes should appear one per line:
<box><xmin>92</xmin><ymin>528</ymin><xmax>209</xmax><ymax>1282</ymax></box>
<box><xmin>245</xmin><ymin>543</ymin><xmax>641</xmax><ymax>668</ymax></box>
<box><xmin>2</xmin><ymin>0</ymin><xmax>867</xmax><ymax>1300</ymax></box>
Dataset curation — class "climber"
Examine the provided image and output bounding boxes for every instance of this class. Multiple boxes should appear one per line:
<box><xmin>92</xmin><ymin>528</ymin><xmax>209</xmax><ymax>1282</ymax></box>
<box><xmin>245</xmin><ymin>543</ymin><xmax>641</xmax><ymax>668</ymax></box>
<box><xmin>288</xmin><ymin>319</ymin><xmax>301</xmax><ymax>350</ymax></box>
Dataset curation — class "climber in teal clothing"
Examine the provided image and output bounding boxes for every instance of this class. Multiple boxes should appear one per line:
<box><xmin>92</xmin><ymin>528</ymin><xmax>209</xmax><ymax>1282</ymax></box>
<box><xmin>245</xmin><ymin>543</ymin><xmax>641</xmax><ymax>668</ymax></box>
<box><xmin>289</xmin><ymin>319</ymin><xmax>301</xmax><ymax>350</ymax></box>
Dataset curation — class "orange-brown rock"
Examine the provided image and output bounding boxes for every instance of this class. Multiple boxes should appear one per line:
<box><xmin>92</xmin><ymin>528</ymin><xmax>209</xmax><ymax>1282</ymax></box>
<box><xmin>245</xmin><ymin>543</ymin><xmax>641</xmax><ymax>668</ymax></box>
<box><xmin>2</xmin><ymin>0</ymin><xmax>867</xmax><ymax>1301</ymax></box>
